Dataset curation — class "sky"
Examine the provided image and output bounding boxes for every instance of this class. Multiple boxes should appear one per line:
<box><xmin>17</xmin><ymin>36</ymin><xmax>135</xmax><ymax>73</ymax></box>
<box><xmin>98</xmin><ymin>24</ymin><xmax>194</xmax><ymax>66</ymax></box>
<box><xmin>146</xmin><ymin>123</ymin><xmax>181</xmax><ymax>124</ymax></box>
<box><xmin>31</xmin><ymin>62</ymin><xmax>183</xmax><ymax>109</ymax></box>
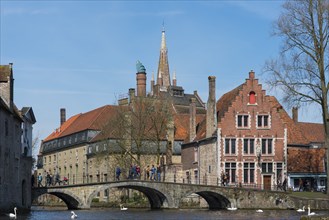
<box><xmin>0</xmin><ymin>1</ymin><xmax>323</xmax><ymax>151</ymax></box>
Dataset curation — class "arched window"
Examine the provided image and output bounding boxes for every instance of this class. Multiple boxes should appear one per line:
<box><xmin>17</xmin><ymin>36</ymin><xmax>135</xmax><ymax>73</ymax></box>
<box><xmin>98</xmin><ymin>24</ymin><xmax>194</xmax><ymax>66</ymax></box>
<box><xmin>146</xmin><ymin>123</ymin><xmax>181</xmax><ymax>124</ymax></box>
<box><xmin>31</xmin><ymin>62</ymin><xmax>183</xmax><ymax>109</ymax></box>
<box><xmin>249</xmin><ymin>91</ymin><xmax>256</xmax><ymax>104</ymax></box>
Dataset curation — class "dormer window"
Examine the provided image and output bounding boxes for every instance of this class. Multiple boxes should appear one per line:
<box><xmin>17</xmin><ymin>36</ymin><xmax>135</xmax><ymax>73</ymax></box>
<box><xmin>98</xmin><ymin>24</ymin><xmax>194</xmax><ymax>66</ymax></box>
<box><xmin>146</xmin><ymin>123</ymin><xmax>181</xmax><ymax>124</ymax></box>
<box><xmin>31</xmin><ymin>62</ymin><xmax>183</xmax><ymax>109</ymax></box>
<box><xmin>249</xmin><ymin>91</ymin><xmax>256</xmax><ymax>105</ymax></box>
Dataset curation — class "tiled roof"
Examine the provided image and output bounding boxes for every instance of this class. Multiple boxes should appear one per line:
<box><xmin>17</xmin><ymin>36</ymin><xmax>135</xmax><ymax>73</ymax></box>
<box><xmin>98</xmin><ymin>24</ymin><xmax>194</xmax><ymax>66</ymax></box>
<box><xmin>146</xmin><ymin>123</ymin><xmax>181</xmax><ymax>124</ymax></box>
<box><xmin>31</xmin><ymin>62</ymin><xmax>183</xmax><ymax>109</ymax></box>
<box><xmin>267</xmin><ymin>96</ymin><xmax>310</xmax><ymax>145</ymax></box>
<box><xmin>288</xmin><ymin>147</ymin><xmax>326</xmax><ymax>173</ymax></box>
<box><xmin>44</xmin><ymin>105</ymin><xmax>122</xmax><ymax>142</ymax></box>
<box><xmin>297</xmin><ymin>122</ymin><xmax>325</xmax><ymax>143</ymax></box>
<box><xmin>174</xmin><ymin>114</ymin><xmax>205</xmax><ymax>141</ymax></box>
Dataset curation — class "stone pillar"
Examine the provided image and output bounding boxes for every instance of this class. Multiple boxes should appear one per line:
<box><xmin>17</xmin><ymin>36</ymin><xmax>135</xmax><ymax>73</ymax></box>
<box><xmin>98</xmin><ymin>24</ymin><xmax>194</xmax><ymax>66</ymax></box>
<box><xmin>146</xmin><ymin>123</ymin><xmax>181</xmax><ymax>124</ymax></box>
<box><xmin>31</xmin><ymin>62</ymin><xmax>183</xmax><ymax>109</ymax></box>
<box><xmin>206</xmin><ymin>76</ymin><xmax>216</xmax><ymax>138</ymax></box>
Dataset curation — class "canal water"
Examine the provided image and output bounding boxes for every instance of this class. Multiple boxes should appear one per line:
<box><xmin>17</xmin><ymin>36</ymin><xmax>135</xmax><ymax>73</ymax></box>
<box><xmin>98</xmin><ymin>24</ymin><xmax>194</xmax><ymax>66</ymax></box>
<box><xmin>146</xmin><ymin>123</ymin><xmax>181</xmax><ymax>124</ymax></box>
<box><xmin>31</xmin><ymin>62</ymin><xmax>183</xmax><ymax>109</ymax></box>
<box><xmin>1</xmin><ymin>207</ymin><xmax>329</xmax><ymax>220</ymax></box>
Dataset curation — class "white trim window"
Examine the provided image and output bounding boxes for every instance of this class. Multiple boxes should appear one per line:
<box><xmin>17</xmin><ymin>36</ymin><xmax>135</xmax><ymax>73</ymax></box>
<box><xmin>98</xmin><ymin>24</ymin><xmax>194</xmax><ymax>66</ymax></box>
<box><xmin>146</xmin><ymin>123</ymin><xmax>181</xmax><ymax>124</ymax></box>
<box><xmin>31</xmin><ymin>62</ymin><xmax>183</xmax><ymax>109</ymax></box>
<box><xmin>225</xmin><ymin>162</ymin><xmax>237</xmax><ymax>183</ymax></box>
<box><xmin>257</xmin><ymin>114</ymin><xmax>270</xmax><ymax>129</ymax></box>
<box><xmin>224</xmin><ymin>138</ymin><xmax>236</xmax><ymax>155</ymax></box>
<box><xmin>243</xmin><ymin>138</ymin><xmax>255</xmax><ymax>155</ymax></box>
<box><xmin>262</xmin><ymin>162</ymin><xmax>273</xmax><ymax>173</ymax></box>
<box><xmin>261</xmin><ymin>138</ymin><xmax>273</xmax><ymax>155</ymax></box>
<box><xmin>237</xmin><ymin>114</ymin><xmax>250</xmax><ymax>129</ymax></box>
<box><xmin>243</xmin><ymin>162</ymin><xmax>255</xmax><ymax>183</ymax></box>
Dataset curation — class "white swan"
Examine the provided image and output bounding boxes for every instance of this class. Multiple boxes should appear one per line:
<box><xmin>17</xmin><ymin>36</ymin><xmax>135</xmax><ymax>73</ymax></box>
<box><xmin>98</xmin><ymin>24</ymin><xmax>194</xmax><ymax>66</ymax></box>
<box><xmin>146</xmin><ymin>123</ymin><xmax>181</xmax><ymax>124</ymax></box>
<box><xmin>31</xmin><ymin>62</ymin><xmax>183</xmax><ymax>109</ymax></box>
<box><xmin>9</xmin><ymin>207</ymin><xmax>17</xmax><ymax>218</ymax></box>
<box><xmin>307</xmin><ymin>206</ymin><xmax>315</xmax><ymax>216</ymax></box>
<box><xmin>120</xmin><ymin>204</ymin><xmax>128</xmax><ymax>211</ymax></box>
<box><xmin>296</xmin><ymin>206</ymin><xmax>305</xmax><ymax>212</ymax></box>
<box><xmin>227</xmin><ymin>207</ymin><xmax>237</xmax><ymax>211</ymax></box>
<box><xmin>71</xmin><ymin>211</ymin><xmax>78</xmax><ymax>219</ymax></box>
<box><xmin>227</xmin><ymin>204</ymin><xmax>237</xmax><ymax>211</ymax></box>
<box><xmin>256</xmin><ymin>209</ymin><xmax>263</xmax><ymax>213</ymax></box>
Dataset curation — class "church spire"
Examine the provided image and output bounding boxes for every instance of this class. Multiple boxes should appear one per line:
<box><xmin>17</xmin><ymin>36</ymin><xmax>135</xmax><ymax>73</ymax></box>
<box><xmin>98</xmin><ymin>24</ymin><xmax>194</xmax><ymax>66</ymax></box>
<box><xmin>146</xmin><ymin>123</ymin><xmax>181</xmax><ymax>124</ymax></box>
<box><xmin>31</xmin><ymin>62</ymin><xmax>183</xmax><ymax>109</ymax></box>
<box><xmin>157</xmin><ymin>24</ymin><xmax>170</xmax><ymax>87</ymax></box>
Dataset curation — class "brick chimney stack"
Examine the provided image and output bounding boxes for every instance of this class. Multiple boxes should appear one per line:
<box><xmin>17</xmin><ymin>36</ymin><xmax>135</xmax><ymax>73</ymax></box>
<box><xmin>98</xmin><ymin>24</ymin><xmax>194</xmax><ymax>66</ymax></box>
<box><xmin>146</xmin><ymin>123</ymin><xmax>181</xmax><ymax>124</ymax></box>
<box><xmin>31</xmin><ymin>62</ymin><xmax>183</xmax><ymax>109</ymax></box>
<box><xmin>206</xmin><ymin>76</ymin><xmax>216</xmax><ymax>138</ymax></box>
<box><xmin>60</xmin><ymin>108</ymin><xmax>66</xmax><ymax>126</ymax></box>
<box><xmin>292</xmin><ymin>107</ymin><xmax>298</xmax><ymax>123</ymax></box>
<box><xmin>172</xmin><ymin>70</ymin><xmax>177</xmax><ymax>86</ymax></box>
<box><xmin>129</xmin><ymin>88</ymin><xmax>135</xmax><ymax>104</ymax></box>
<box><xmin>136</xmin><ymin>71</ymin><xmax>147</xmax><ymax>97</ymax></box>
<box><xmin>189</xmin><ymin>98</ymin><xmax>196</xmax><ymax>142</ymax></box>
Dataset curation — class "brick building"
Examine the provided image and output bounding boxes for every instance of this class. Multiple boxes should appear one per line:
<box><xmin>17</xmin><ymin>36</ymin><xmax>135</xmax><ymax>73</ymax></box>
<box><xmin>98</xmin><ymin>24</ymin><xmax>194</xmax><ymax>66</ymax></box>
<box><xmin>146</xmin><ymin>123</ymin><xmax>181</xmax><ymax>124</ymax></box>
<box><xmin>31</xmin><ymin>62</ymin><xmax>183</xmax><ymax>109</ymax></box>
<box><xmin>182</xmin><ymin>71</ymin><xmax>327</xmax><ymax>191</ymax></box>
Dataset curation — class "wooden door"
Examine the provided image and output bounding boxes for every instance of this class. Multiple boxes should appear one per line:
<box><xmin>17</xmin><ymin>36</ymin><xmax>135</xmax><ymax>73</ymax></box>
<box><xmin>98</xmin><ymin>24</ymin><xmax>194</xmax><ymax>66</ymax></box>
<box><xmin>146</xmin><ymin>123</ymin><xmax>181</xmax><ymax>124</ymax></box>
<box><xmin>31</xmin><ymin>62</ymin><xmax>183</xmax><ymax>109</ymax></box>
<box><xmin>263</xmin><ymin>175</ymin><xmax>271</xmax><ymax>190</ymax></box>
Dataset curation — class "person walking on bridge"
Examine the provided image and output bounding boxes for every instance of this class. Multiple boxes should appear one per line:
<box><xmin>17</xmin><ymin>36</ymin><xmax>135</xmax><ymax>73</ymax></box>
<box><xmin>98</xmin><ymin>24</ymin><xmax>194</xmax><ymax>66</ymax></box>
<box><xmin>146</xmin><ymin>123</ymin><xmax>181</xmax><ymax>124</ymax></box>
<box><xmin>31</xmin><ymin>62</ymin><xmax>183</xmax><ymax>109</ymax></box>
<box><xmin>116</xmin><ymin>166</ymin><xmax>121</xmax><ymax>181</ymax></box>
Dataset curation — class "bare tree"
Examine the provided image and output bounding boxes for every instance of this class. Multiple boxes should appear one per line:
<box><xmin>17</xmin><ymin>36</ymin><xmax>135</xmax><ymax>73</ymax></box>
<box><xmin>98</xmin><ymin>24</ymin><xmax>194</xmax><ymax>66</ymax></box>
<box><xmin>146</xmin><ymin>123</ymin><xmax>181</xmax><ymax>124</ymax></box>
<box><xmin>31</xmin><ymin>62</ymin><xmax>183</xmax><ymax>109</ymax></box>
<box><xmin>31</xmin><ymin>134</ymin><xmax>40</xmax><ymax>171</ymax></box>
<box><xmin>147</xmin><ymin>96</ymin><xmax>172</xmax><ymax>165</ymax></box>
<box><xmin>94</xmin><ymin>96</ymin><xmax>172</xmax><ymax>178</ymax></box>
<box><xmin>263</xmin><ymin>0</ymin><xmax>329</xmax><ymax>193</ymax></box>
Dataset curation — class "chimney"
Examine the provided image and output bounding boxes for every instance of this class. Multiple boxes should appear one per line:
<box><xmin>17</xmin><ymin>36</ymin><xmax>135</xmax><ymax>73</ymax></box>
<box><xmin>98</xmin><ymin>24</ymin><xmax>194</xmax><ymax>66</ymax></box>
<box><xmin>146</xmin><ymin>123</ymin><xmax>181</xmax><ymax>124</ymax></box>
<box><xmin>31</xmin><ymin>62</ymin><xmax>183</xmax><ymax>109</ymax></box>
<box><xmin>129</xmin><ymin>88</ymin><xmax>135</xmax><ymax>104</ymax></box>
<box><xmin>172</xmin><ymin>70</ymin><xmax>177</xmax><ymax>86</ymax></box>
<box><xmin>136</xmin><ymin>71</ymin><xmax>147</xmax><ymax>97</ymax></box>
<box><xmin>249</xmin><ymin>70</ymin><xmax>255</xmax><ymax>79</ymax></box>
<box><xmin>189</xmin><ymin>98</ymin><xmax>196</xmax><ymax>142</ymax></box>
<box><xmin>60</xmin><ymin>108</ymin><xmax>66</xmax><ymax>126</ymax></box>
<box><xmin>292</xmin><ymin>107</ymin><xmax>298</xmax><ymax>123</ymax></box>
<box><xmin>206</xmin><ymin>76</ymin><xmax>216</xmax><ymax>138</ymax></box>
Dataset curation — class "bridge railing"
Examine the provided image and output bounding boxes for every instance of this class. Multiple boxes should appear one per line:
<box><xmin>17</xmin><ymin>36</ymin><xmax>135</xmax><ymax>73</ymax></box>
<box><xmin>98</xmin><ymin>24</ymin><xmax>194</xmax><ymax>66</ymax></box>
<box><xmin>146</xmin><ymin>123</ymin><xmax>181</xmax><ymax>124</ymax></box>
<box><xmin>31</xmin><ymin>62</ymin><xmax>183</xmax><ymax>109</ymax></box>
<box><xmin>36</xmin><ymin>173</ymin><xmax>286</xmax><ymax>192</ymax></box>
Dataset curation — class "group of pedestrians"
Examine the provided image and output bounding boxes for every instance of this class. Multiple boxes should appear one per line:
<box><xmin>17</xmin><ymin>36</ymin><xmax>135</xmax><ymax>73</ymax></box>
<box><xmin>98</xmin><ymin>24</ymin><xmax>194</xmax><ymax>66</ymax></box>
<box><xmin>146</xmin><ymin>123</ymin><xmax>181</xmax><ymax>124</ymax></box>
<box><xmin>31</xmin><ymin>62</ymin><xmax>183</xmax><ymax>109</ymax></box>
<box><xmin>36</xmin><ymin>172</ymin><xmax>68</xmax><ymax>187</ymax></box>
<box><xmin>145</xmin><ymin>164</ymin><xmax>162</xmax><ymax>181</ymax></box>
<box><xmin>115</xmin><ymin>163</ymin><xmax>162</xmax><ymax>181</ymax></box>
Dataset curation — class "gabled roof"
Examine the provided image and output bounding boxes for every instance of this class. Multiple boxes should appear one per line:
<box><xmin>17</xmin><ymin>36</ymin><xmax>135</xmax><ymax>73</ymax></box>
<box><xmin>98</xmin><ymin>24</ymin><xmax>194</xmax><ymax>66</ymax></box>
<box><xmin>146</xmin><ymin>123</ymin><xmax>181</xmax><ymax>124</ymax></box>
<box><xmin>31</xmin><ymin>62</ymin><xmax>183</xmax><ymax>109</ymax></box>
<box><xmin>216</xmin><ymin>84</ymin><xmax>243</xmax><ymax>123</ymax></box>
<box><xmin>288</xmin><ymin>147</ymin><xmax>326</xmax><ymax>173</ymax></box>
<box><xmin>192</xmin><ymin>77</ymin><xmax>323</xmax><ymax>146</ymax></box>
<box><xmin>20</xmin><ymin>107</ymin><xmax>37</xmax><ymax>124</ymax></box>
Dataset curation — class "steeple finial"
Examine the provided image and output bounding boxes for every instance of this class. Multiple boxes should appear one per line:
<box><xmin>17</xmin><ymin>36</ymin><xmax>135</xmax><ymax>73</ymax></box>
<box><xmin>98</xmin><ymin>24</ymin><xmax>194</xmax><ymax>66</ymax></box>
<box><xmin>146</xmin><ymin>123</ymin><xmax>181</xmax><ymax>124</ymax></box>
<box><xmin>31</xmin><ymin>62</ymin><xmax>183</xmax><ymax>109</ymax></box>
<box><xmin>157</xmin><ymin>23</ymin><xmax>170</xmax><ymax>87</ymax></box>
<box><xmin>161</xmin><ymin>24</ymin><xmax>166</xmax><ymax>50</ymax></box>
<box><xmin>152</xmin><ymin>71</ymin><xmax>154</xmax><ymax>81</ymax></box>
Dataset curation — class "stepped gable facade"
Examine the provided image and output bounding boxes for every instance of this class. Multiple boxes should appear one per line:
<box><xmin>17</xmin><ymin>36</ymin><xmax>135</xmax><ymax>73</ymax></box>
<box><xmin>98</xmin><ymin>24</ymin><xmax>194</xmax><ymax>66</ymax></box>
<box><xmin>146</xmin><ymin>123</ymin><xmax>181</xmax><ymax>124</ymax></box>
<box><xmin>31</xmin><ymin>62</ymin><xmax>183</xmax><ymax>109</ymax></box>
<box><xmin>182</xmin><ymin>70</ymin><xmax>327</xmax><ymax>191</ymax></box>
<box><xmin>182</xmin><ymin>71</ymin><xmax>289</xmax><ymax>189</ymax></box>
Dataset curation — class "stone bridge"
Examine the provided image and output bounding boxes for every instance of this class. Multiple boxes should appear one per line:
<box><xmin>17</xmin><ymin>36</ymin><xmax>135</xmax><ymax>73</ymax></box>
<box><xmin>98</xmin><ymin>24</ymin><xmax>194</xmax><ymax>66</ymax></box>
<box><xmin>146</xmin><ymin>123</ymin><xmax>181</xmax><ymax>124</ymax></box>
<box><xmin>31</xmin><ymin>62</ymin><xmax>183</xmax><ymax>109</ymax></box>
<box><xmin>32</xmin><ymin>180</ymin><xmax>298</xmax><ymax>210</ymax></box>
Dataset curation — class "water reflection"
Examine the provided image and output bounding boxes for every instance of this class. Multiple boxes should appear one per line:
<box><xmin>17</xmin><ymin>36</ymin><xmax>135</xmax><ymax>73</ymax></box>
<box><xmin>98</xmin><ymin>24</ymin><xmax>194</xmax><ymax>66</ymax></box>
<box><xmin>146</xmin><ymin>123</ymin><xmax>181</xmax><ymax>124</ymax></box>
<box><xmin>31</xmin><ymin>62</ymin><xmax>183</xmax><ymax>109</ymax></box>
<box><xmin>1</xmin><ymin>207</ymin><xmax>328</xmax><ymax>220</ymax></box>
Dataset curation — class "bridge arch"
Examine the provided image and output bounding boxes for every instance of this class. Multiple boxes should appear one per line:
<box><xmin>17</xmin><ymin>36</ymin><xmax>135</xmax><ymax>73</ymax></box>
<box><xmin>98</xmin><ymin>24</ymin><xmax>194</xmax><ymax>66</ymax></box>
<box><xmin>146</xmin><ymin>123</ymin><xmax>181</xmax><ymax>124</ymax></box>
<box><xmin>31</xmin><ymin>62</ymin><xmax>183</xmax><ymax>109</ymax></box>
<box><xmin>32</xmin><ymin>188</ymin><xmax>85</xmax><ymax>209</ymax></box>
<box><xmin>180</xmin><ymin>190</ymin><xmax>230</xmax><ymax>210</ymax></box>
<box><xmin>87</xmin><ymin>182</ymin><xmax>174</xmax><ymax>209</ymax></box>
